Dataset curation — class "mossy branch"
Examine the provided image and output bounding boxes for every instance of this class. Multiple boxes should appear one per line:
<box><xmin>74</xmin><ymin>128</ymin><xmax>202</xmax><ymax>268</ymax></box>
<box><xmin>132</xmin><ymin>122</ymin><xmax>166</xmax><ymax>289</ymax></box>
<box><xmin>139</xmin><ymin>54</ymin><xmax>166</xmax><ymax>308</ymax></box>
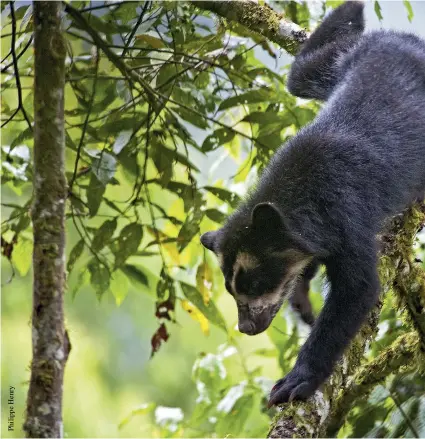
<box><xmin>326</xmin><ymin>332</ymin><xmax>420</xmax><ymax>436</ymax></box>
<box><xmin>192</xmin><ymin>0</ymin><xmax>309</xmax><ymax>55</ymax></box>
<box><xmin>386</xmin><ymin>204</ymin><xmax>425</xmax><ymax>351</ymax></box>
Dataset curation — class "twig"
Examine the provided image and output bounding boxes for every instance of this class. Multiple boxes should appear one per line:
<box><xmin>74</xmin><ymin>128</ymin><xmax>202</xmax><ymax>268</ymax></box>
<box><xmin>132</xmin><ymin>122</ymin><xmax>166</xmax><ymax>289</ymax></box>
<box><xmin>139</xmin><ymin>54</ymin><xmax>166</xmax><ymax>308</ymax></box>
<box><xmin>122</xmin><ymin>1</ymin><xmax>151</xmax><ymax>57</ymax></box>
<box><xmin>1</xmin><ymin>35</ymin><xmax>33</xmax><ymax>73</ymax></box>
<box><xmin>69</xmin><ymin>50</ymin><xmax>100</xmax><ymax>191</ymax></box>
<box><xmin>2</xmin><ymin>2</ymin><xmax>32</xmax><ymax>131</ymax></box>
<box><xmin>64</xmin><ymin>2</ymin><xmax>159</xmax><ymax>110</ymax></box>
<box><xmin>78</xmin><ymin>2</ymin><xmax>124</xmax><ymax>13</ymax></box>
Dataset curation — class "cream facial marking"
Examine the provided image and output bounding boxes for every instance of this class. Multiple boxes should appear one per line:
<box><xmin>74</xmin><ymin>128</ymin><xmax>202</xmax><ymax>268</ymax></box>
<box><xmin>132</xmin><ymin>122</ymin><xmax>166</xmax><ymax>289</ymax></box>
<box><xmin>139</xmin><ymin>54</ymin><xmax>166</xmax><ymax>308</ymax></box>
<box><xmin>234</xmin><ymin>255</ymin><xmax>312</xmax><ymax>329</ymax></box>
<box><xmin>216</xmin><ymin>252</ymin><xmax>224</xmax><ymax>269</ymax></box>
<box><xmin>231</xmin><ymin>252</ymin><xmax>259</xmax><ymax>293</ymax></box>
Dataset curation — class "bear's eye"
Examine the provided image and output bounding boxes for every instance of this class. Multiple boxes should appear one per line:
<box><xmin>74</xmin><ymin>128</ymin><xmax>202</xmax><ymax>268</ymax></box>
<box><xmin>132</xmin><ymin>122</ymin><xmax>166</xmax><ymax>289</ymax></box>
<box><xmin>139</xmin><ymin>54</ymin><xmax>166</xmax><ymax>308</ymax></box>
<box><xmin>235</xmin><ymin>267</ymin><xmax>250</xmax><ymax>295</ymax></box>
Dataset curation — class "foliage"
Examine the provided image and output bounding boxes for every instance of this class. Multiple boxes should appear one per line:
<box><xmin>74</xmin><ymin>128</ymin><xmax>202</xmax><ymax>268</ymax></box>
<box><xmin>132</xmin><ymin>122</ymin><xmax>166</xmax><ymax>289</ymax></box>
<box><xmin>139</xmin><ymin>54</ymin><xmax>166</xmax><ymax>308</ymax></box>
<box><xmin>1</xmin><ymin>1</ymin><xmax>423</xmax><ymax>438</ymax></box>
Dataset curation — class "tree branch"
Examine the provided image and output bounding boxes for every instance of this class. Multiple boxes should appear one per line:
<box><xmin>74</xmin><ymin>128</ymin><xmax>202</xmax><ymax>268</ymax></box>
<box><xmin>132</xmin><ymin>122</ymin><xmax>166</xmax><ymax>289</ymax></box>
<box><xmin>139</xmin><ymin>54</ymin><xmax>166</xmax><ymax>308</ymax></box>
<box><xmin>63</xmin><ymin>2</ymin><xmax>159</xmax><ymax>111</ymax></box>
<box><xmin>24</xmin><ymin>2</ymin><xmax>69</xmax><ymax>437</ymax></box>
<box><xmin>192</xmin><ymin>0</ymin><xmax>309</xmax><ymax>55</ymax></box>
<box><xmin>326</xmin><ymin>331</ymin><xmax>419</xmax><ymax>436</ymax></box>
<box><xmin>387</xmin><ymin>204</ymin><xmax>425</xmax><ymax>351</ymax></box>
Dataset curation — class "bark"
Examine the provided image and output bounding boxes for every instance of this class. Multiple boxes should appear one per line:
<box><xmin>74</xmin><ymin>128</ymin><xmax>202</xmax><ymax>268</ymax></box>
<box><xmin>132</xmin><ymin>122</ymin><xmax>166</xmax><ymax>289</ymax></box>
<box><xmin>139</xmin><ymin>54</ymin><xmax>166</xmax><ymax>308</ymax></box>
<box><xmin>325</xmin><ymin>332</ymin><xmax>419</xmax><ymax>436</ymax></box>
<box><xmin>24</xmin><ymin>2</ymin><xmax>70</xmax><ymax>438</ymax></box>
<box><xmin>192</xmin><ymin>0</ymin><xmax>309</xmax><ymax>55</ymax></box>
<box><xmin>388</xmin><ymin>206</ymin><xmax>425</xmax><ymax>350</ymax></box>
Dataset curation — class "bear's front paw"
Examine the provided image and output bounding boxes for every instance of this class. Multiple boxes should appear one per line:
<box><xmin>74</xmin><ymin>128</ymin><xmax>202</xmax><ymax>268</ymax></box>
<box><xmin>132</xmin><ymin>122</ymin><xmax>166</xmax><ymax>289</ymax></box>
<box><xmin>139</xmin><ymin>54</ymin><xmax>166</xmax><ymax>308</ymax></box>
<box><xmin>268</xmin><ymin>365</ymin><xmax>323</xmax><ymax>407</ymax></box>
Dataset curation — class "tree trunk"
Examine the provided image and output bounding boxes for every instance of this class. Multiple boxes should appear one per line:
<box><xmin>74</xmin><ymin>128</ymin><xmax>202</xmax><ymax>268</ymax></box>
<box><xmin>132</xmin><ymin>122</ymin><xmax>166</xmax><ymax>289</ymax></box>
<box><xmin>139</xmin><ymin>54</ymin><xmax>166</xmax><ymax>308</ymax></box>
<box><xmin>24</xmin><ymin>2</ymin><xmax>70</xmax><ymax>437</ymax></box>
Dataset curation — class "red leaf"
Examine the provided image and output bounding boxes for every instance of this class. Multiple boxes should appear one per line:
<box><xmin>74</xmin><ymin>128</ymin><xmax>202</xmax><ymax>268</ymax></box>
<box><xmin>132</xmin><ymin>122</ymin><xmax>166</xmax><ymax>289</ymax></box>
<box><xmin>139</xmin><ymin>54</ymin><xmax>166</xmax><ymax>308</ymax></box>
<box><xmin>150</xmin><ymin>323</ymin><xmax>169</xmax><ymax>357</ymax></box>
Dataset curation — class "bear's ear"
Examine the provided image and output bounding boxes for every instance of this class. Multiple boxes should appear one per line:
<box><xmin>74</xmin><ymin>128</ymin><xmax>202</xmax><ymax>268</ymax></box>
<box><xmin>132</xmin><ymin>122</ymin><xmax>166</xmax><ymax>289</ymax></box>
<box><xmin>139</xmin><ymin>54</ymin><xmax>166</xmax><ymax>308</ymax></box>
<box><xmin>251</xmin><ymin>203</ymin><xmax>283</xmax><ymax>231</ymax></box>
<box><xmin>200</xmin><ymin>230</ymin><xmax>220</xmax><ymax>252</ymax></box>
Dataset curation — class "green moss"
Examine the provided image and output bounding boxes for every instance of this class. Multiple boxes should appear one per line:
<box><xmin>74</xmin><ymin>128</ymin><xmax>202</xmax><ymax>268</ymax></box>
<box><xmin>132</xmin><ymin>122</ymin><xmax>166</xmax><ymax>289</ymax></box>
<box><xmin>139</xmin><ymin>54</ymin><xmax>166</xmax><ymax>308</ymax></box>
<box><xmin>268</xmin><ymin>400</ymin><xmax>320</xmax><ymax>438</ymax></box>
<box><xmin>194</xmin><ymin>1</ymin><xmax>307</xmax><ymax>55</ymax></box>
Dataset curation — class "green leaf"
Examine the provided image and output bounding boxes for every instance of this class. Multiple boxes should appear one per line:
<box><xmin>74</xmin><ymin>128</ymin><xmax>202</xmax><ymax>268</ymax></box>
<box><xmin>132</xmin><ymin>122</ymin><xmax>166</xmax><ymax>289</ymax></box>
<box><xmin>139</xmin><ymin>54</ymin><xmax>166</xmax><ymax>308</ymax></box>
<box><xmin>156</xmin><ymin>62</ymin><xmax>178</xmax><ymax>95</ymax></box>
<box><xmin>202</xmin><ymin>128</ymin><xmax>235</xmax><ymax>152</ymax></box>
<box><xmin>156</xmin><ymin>142</ymin><xmax>200</xmax><ymax>172</ymax></box>
<box><xmin>216</xmin><ymin>392</ymin><xmax>254</xmax><ymax>437</ymax></box>
<box><xmin>151</xmin><ymin>145</ymin><xmax>173</xmax><ymax>185</ymax></box>
<box><xmin>71</xmin><ymin>267</ymin><xmax>90</xmax><ymax>299</ymax></box>
<box><xmin>173</xmin><ymin>107</ymin><xmax>209</xmax><ymax>129</ymax></box>
<box><xmin>88</xmin><ymin>260</ymin><xmax>110</xmax><ymax>300</ymax></box>
<box><xmin>67</xmin><ymin>239</ymin><xmax>85</xmax><ymax>273</ymax></box>
<box><xmin>100</xmin><ymin>117</ymin><xmax>144</xmax><ymax>136</ymax></box>
<box><xmin>267</xmin><ymin>313</ymin><xmax>288</xmax><ymax>351</ymax></box>
<box><xmin>135</xmin><ymin>33</ymin><xmax>166</xmax><ymax>49</ymax></box>
<box><xmin>10</xmin><ymin>126</ymin><xmax>33</xmax><ymax>149</ymax></box>
<box><xmin>194</xmin><ymin>71</ymin><xmax>210</xmax><ymax>89</ymax></box>
<box><xmin>103</xmin><ymin>198</ymin><xmax>124</xmax><ymax>216</ymax></box>
<box><xmin>417</xmin><ymin>396</ymin><xmax>425</xmax><ymax>437</ymax></box>
<box><xmin>12</xmin><ymin>237</ymin><xmax>33</xmax><ymax>276</ymax></box>
<box><xmin>266</xmin><ymin>312</ymin><xmax>300</xmax><ymax>373</ymax></box>
<box><xmin>204</xmin><ymin>209</ymin><xmax>226</xmax><ymax>224</ymax></box>
<box><xmin>121</xmin><ymin>264</ymin><xmax>149</xmax><ymax>287</ymax></box>
<box><xmin>403</xmin><ymin>0</ymin><xmax>414</xmax><ymax>22</ymax></box>
<box><xmin>110</xmin><ymin>269</ymin><xmax>130</xmax><ymax>306</ymax></box>
<box><xmin>118</xmin><ymin>148</ymin><xmax>139</xmax><ymax>177</ymax></box>
<box><xmin>87</xmin><ymin>174</ymin><xmax>105</xmax><ymax>217</ymax></box>
<box><xmin>114</xmin><ymin>2</ymin><xmax>139</xmax><ymax>23</ymax></box>
<box><xmin>19</xmin><ymin>5</ymin><xmax>33</xmax><ymax>32</ymax></box>
<box><xmin>241</xmin><ymin>111</ymin><xmax>282</xmax><ymax>124</ymax></box>
<box><xmin>114</xmin><ymin>223</ymin><xmax>143</xmax><ymax>268</ymax></box>
<box><xmin>92</xmin><ymin>219</ymin><xmax>117</xmax><ymax>252</ymax></box>
<box><xmin>180</xmin><ymin>282</ymin><xmax>226</xmax><ymax>331</ymax></box>
<box><xmin>292</xmin><ymin>106</ymin><xmax>316</xmax><ymax>127</ymax></box>
<box><xmin>152</xmin><ymin>179</ymin><xmax>201</xmax><ymax>212</ymax></box>
<box><xmin>113</xmin><ymin>130</ymin><xmax>132</xmax><ymax>155</ymax></box>
<box><xmin>65</xmin><ymin>130</ymin><xmax>78</xmax><ymax>152</ymax></box>
<box><xmin>218</xmin><ymin>89</ymin><xmax>271</xmax><ymax>111</ymax></box>
<box><xmin>374</xmin><ymin>1</ymin><xmax>383</xmax><ymax>21</ymax></box>
<box><xmin>252</xmin><ymin>348</ymin><xmax>279</xmax><ymax>357</ymax></box>
<box><xmin>11</xmin><ymin>211</ymin><xmax>30</xmax><ymax>234</ymax></box>
<box><xmin>203</xmin><ymin>186</ymin><xmax>240</xmax><ymax>208</ymax></box>
<box><xmin>82</xmin><ymin>13</ymin><xmax>129</xmax><ymax>35</ymax></box>
<box><xmin>118</xmin><ymin>403</ymin><xmax>156</xmax><ymax>430</ymax></box>
<box><xmin>177</xmin><ymin>203</ymin><xmax>204</xmax><ymax>251</ymax></box>
<box><xmin>90</xmin><ymin>151</ymin><xmax>117</xmax><ymax>185</ymax></box>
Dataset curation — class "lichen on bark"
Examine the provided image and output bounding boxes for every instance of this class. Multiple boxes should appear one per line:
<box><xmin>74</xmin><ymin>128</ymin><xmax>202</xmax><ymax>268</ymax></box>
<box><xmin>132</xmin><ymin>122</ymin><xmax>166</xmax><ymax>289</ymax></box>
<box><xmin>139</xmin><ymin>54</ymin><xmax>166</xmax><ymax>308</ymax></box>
<box><xmin>24</xmin><ymin>2</ymin><xmax>70</xmax><ymax>438</ymax></box>
<box><xmin>326</xmin><ymin>331</ymin><xmax>420</xmax><ymax>436</ymax></box>
<box><xmin>192</xmin><ymin>0</ymin><xmax>308</xmax><ymax>55</ymax></box>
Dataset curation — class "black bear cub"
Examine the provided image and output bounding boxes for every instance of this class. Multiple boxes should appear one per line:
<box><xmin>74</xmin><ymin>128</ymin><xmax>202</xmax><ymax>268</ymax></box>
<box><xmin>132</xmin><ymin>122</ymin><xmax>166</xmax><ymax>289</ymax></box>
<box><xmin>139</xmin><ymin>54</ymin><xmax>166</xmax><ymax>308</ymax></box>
<box><xmin>201</xmin><ymin>1</ymin><xmax>425</xmax><ymax>406</ymax></box>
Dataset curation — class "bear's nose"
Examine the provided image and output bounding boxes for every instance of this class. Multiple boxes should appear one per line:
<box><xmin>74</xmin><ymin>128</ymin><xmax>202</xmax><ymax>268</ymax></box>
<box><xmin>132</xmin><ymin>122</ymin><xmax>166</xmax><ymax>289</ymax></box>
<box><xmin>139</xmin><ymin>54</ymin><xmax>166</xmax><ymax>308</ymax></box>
<box><xmin>238</xmin><ymin>320</ymin><xmax>256</xmax><ymax>335</ymax></box>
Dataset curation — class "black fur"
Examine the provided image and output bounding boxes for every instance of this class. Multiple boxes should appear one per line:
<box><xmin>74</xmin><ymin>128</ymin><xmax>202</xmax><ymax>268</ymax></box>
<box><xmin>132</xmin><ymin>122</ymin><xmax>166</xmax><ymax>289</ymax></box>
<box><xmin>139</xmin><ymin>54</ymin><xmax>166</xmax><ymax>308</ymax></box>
<box><xmin>287</xmin><ymin>1</ymin><xmax>365</xmax><ymax>100</ymax></box>
<box><xmin>201</xmin><ymin>1</ymin><xmax>425</xmax><ymax>405</ymax></box>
